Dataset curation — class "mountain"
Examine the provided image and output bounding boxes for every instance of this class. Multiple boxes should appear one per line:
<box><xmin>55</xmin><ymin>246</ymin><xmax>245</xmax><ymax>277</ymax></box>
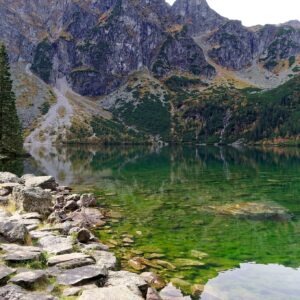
<box><xmin>1</xmin><ymin>0</ymin><xmax>300</xmax><ymax>146</ymax></box>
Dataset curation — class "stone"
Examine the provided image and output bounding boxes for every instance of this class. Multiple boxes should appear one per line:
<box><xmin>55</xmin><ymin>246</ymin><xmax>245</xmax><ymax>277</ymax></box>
<box><xmin>0</xmin><ymin>220</ymin><xmax>29</xmax><ymax>243</ymax></box>
<box><xmin>63</xmin><ymin>287</ymin><xmax>82</xmax><ymax>297</ymax></box>
<box><xmin>0</xmin><ymin>284</ymin><xmax>58</xmax><ymax>300</ymax></box>
<box><xmin>141</xmin><ymin>272</ymin><xmax>166</xmax><ymax>290</ymax></box>
<box><xmin>0</xmin><ymin>172</ymin><xmax>20</xmax><ymax>183</ymax></box>
<box><xmin>56</xmin><ymin>265</ymin><xmax>108</xmax><ymax>286</ymax></box>
<box><xmin>147</xmin><ymin>287</ymin><xmax>163</xmax><ymax>300</ymax></box>
<box><xmin>25</xmin><ymin>176</ymin><xmax>57</xmax><ymax>190</ymax></box>
<box><xmin>0</xmin><ymin>196</ymin><xmax>9</xmax><ymax>205</ymax></box>
<box><xmin>170</xmin><ymin>278</ymin><xmax>192</xmax><ymax>294</ymax></box>
<box><xmin>153</xmin><ymin>260</ymin><xmax>176</xmax><ymax>270</ymax></box>
<box><xmin>12</xmin><ymin>186</ymin><xmax>53</xmax><ymax>216</ymax></box>
<box><xmin>190</xmin><ymin>250</ymin><xmax>208</xmax><ymax>259</ymax></box>
<box><xmin>79</xmin><ymin>286</ymin><xmax>144</xmax><ymax>300</ymax></box>
<box><xmin>48</xmin><ymin>253</ymin><xmax>95</xmax><ymax>269</ymax></box>
<box><xmin>83</xmin><ymin>242</ymin><xmax>110</xmax><ymax>251</ymax></box>
<box><xmin>63</xmin><ymin>200</ymin><xmax>79</xmax><ymax>211</ymax></box>
<box><xmin>191</xmin><ymin>284</ymin><xmax>204</xmax><ymax>297</ymax></box>
<box><xmin>105</xmin><ymin>271</ymin><xmax>148</xmax><ymax>296</ymax></box>
<box><xmin>0</xmin><ymin>266</ymin><xmax>16</xmax><ymax>283</ymax></box>
<box><xmin>10</xmin><ymin>270</ymin><xmax>47</xmax><ymax>288</ymax></box>
<box><xmin>65</xmin><ymin>194</ymin><xmax>80</xmax><ymax>202</ymax></box>
<box><xmin>174</xmin><ymin>259</ymin><xmax>205</xmax><ymax>267</ymax></box>
<box><xmin>30</xmin><ymin>230</ymin><xmax>54</xmax><ymax>239</ymax></box>
<box><xmin>93</xmin><ymin>250</ymin><xmax>117</xmax><ymax>270</ymax></box>
<box><xmin>21</xmin><ymin>174</ymin><xmax>36</xmax><ymax>182</ymax></box>
<box><xmin>21</xmin><ymin>212</ymin><xmax>43</xmax><ymax>220</ymax></box>
<box><xmin>69</xmin><ymin>208</ymin><xmax>106</xmax><ymax>228</ymax></box>
<box><xmin>128</xmin><ymin>258</ymin><xmax>147</xmax><ymax>271</ymax></box>
<box><xmin>123</xmin><ymin>237</ymin><xmax>134</xmax><ymax>244</ymax></box>
<box><xmin>2</xmin><ymin>244</ymin><xmax>42</xmax><ymax>262</ymax></box>
<box><xmin>159</xmin><ymin>284</ymin><xmax>191</xmax><ymax>300</ymax></box>
<box><xmin>78</xmin><ymin>193</ymin><xmax>97</xmax><ymax>207</ymax></box>
<box><xmin>0</xmin><ymin>182</ymin><xmax>21</xmax><ymax>192</ymax></box>
<box><xmin>207</xmin><ymin>202</ymin><xmax>291</xmax><ymax>221</ymax></box>
<box><xmin>0</xmin><ymin>188</ymin><xmax>10</xmax><ymax>196</ymax></box>
<box><xmin>77</xmin><ymin>228</ymin><xmax>92</xmax><ymax>243</ymax></box>
<box><xmin>38</xmin><ymin>235</ymin><xmax>73</xmax><ymax>255</ymax></box>
<box><xmin>47</xmin><ymin>210</ymin><xmax>67</xmax><ymax>223</ymax></box>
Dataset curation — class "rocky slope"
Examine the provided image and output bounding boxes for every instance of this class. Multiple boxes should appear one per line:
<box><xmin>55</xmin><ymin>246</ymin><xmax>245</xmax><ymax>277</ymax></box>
<box><xmin>1</xmin><ymin>0</ymin><xmax>300</xmax><ymax>145</ymax></box>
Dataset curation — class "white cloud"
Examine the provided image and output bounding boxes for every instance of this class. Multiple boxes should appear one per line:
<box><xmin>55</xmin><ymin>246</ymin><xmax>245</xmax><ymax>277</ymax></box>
<box><xmin>166</xmin><ymin>0</ymin><xmax>300</xmax><ymax>26</ymax></box>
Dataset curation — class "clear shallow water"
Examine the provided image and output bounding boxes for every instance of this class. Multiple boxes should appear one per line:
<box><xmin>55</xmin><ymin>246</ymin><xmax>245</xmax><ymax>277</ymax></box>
<box><xmin>3</xmin><ymin>145</ymin><xmax>300</xmax><ymax>299</ymax></box>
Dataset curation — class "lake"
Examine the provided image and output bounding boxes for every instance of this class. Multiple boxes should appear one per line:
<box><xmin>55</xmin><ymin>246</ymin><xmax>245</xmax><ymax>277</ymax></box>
<box><xmin>3</xmin><ymin>145</ymin><xmax>300</xmax><ymax>299</ymax></box>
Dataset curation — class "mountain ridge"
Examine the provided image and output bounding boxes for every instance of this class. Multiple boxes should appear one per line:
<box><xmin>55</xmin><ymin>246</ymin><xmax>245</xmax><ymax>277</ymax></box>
<box><xmin>1</xmin><ymin>0</ymin><xmax>300</xmax><ymax>146</ymax></box>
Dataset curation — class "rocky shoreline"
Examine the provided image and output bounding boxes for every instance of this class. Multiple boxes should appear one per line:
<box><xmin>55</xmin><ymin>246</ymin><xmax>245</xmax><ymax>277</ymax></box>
<box><xmin>0</xmin><ymin>172</ymin><xmax>193</xmax><ymax>300</ymax></box>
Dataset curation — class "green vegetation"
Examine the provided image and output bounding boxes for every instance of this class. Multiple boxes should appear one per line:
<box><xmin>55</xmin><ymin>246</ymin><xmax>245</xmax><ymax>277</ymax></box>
<box><xmin>0</xmin><ymin>44</ymin><xmax>23</xmax><ymax>156</ymax></box>
<box><xmin>165</xmin><ymin>76</ymin><xmax>202</xmax><ymax>92</ymax></box>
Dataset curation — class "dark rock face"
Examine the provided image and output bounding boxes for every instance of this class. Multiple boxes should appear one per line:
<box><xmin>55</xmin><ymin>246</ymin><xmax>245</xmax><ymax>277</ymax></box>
<box><xmin>152</xmin><ymin>30</ymin><xmax>215</xmax><ymax>77</ymax></box>
<box><xmin>207</xmin><ymin>21</ymin><xmax>300</xmax><ymax>70</ymax></box>
<box><xmin>0</xmin><ymin>0</ymin><xmax>215</xmax><ymax>97</ymax></box>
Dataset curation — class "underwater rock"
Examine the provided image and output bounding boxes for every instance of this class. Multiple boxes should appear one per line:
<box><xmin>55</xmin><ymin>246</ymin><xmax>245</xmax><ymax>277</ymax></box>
<box><xmin>206</xmin><ymin>202</ymin><xmax>291</xmax><ymax>221</ymax></box>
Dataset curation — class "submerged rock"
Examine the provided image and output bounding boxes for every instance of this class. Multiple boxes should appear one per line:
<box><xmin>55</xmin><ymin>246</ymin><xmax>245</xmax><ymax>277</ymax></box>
<box><xmin>141</xmin><ymin>272</ymin><xmax>166</xmax><ymax>290</ymax></box>
<box><xmin>207</xmin><ymin>202</ymin><xmax>291</xmax><ymax>221</ymax></box>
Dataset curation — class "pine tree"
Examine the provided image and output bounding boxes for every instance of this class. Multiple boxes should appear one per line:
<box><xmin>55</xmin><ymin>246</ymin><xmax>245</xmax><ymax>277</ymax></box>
<box><xmin>0</xmin><ymin>44</ymin><xmax>23</xmax><ymax>156</ymax></box>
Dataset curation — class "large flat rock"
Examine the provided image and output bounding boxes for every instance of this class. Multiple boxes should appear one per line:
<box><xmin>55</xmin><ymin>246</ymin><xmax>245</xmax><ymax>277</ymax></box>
<box><xmin>48</xmin><ymin>252</ymin><xmax>95</xmax><ymax>269</ymax></box>
<box><xmin>10</xmin><ymin>270</ymin><xmax>47</xmax><ymax>288</ymax></box>
<box><xmin>0</xmin><ymin>284</ymin><xmax>58</xmax><ymax>300</ymax></box>
<box><xmin>69</xmin><ymin>208</ymin><xmax>106</xmax><ymax>228</ymax></box>
<box><xmin>56</xmin><ymin>265</ymin><xmax>108</xmax><ymax>286</ymax></box>
<box><xmin>25</xmin><ymin>176</ymin><xmax>57</xmax><ymax>190</ymax></box>
<box><xmin>38</xmin><ymin>235</ymin><xmax>73</xmax><ymax>255</ymax></box>
<box><xmin>0</xmin><ymin>266</ymin><xmax>16</xmax><ymax>282</ymax></box>
<box><xmin>105</xmin><ymin>271</ymin><xmax>148</xmax><ymax>296</ymax></box>
<box><xmin>1</xmin><ymin>243</ymin><xmax>42</xmax><ymax>262</ymax></box>
<box><xmin>79</xmin><ymin>286</ymin><xmax>144</xmax><ymax>300</ymax></box>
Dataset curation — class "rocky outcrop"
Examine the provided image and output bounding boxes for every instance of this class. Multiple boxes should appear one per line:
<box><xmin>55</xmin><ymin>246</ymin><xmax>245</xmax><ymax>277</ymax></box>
<box><xmin>172</xmin><ymin>0</ymin><xmax>226</xmax><ymax>35</ymax></box>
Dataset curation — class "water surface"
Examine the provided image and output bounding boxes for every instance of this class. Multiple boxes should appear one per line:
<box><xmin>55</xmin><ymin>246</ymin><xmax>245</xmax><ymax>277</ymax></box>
<box><xmin>3</xmin><ymin>145</ymin><xmax>300</xmax><ymax>299</ymax></box>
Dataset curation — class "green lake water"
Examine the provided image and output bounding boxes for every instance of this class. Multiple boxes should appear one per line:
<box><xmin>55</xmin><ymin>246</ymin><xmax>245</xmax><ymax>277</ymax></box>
<box><xmin>3</xmin><ymin>145</ymin><xmax>300</xmax><ymax>299</ymax></box>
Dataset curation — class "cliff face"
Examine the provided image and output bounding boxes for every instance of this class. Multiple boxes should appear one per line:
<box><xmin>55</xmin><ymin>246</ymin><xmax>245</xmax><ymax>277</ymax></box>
<box><xmin>172</xmin><ymin>0</ymin><xmax>226</xmax><ymax>35</ymax></box>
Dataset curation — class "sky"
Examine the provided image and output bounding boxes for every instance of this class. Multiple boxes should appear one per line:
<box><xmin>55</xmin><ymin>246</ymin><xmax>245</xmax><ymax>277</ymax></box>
<box><xmin>166</xmin><ymin>0</ymin><xmax>300</xmax><ymax>26</ymax></box>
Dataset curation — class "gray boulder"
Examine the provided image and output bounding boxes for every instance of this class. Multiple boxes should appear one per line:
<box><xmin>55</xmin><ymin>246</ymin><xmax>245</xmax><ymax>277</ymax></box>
<box><xmin>12</xmin><ymin>186</ymin><xmax>53</xmax><ymax>216</ymax></box>
<box><xmin>0</xmin><ymin>172</ymin><xmax>20</xmax><ymax>183</ymax></box>
<box><xmin>1</xmin><ymin>244</ymin><xmax>42</xmax><ymax>262</ymax></box>
<box><xmin>105</xmin><ymin>271</ymin><xmax>148</xmax><ymax>297</ymax></box>
<box><xmin>77</xmin><ymin>228</ymin><xmax>92</xmax><ymax>243</ymax></box>
<box><xmin>0</xmin><ymin>266</ymin><xmax>16</xmax><ymax>283</ymax></box>
<box><xmin>25</xmin><ymin>176</ymin><xmax>57</xmax><ymax>190</ymax></box>
<box><xmin>56</xmin><ymin>265</ymin><xmax>108</xmax><ymax>286</ymax></box>
<box><xmin>0</xmin><ymin>219</ymin><xmax>29</xmax><ymax>243</ymax></box>
<box><xmin>78</xmin><ymin>194</ymin><xmax>97</xmax><ymax>208</ymax></box>
<box><xmin>0</xmin><ymin>284</ymin><xmax>58</xmax><ymax>300</ymax></box>
<box><xmin>10</xmin><ymin>270</ymin><xmax>47</xmax><ymax>288</ymax></box>
<box><xmin>79</xmin><ymin>286</ymin><xmax>144</xmax><ymax>300</ymax></box>
<box><xmin>93</xmin><ymin>251</ymin><xmax>117</xmax><ymax>270</ymax></box>
<box><xmin>38</xmin><ymin>235</ymin><xmax>73</xmax><ymax>255</ymax></box>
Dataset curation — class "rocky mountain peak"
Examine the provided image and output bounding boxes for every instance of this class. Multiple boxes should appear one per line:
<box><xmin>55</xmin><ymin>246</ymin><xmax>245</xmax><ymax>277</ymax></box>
<box><xmin>172</xmin><ymin>0</ymin><xmax>226</xmax><ymax>35</ymax></box>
